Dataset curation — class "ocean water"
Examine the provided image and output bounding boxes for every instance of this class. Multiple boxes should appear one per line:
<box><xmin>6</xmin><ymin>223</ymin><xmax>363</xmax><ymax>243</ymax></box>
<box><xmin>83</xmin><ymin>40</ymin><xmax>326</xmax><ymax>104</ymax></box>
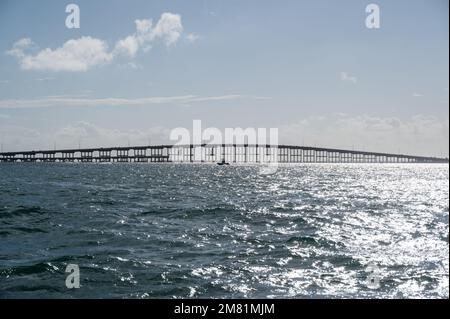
<box><xmin>0</xmin><ymin>163</ymin><xmax>448</xmax><ymax>299</ymax></box>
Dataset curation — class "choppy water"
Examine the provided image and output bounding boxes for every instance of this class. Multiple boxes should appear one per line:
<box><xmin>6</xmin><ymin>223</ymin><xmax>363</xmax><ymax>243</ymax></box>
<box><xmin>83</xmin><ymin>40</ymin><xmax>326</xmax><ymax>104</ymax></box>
<box><xmin>0</xmin><ymin>163</ymin><xmax>448</xmax><ymax>298</ymax></box>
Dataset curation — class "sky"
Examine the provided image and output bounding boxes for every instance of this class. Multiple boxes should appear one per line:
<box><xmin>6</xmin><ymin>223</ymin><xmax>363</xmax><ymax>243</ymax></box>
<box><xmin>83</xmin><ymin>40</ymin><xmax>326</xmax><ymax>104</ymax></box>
<box><xmin>0</xmin><ymin>0</ymin><xmax>448</xmax><ymax>156</ymax></box>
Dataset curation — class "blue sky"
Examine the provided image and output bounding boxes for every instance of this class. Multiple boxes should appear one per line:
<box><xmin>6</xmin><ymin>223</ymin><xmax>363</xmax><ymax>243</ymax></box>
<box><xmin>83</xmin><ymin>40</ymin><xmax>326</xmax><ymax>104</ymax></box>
<box><xmin>0</xmin><ymin>0</ymin><xmax>448</xmax><ymax>156</ymax></box>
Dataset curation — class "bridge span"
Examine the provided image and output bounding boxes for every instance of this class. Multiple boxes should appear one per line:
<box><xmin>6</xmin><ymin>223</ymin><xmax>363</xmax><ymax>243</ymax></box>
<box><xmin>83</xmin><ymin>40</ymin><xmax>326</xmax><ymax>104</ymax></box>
<box><xmin>0</xmin><ymin>144</ymin><xmax>448</xmax><ymax>164</ymax></box>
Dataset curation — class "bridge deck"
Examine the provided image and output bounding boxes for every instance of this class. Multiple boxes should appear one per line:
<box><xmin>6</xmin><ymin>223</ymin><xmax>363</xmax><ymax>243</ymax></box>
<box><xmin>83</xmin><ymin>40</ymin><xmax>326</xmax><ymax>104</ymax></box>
<box><xmin>0</xmin><ymin>144</ymin><xmax>448</xmax><ymax>163</ymax></box>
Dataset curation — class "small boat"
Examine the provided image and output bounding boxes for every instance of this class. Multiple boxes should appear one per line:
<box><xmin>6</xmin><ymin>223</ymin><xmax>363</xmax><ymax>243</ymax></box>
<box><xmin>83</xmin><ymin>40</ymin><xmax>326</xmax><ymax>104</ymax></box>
<box><xmin>217</xmin><ymin>159</ymin><xmax>230</xmax><ymax>166</ymax></box>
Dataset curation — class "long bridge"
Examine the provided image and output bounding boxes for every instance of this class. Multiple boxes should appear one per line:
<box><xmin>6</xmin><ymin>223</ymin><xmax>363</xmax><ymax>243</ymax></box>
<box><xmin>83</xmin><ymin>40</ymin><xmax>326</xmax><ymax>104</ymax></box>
<box><xmin>0</xmin><ymin>144</ymin><xmax>447</xmax><ymax>163</ymax></box>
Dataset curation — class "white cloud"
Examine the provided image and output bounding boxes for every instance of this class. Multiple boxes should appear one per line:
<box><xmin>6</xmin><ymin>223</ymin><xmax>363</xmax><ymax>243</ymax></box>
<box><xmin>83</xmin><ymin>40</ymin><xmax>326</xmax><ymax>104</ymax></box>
<box><xmin>135</xmin><ymin>19</ymin><xmax>153</xmax><ymax>34</ymax></box>
<box><xmin>114</xmin><ymin>13</ymin><xmax>184</xmax><ymax>57</ymax></box>
<box><xmin>187</xmin><ymin>95</ymin><xmax>242</xmax><ymax>102</ymax></box>
<box><xmin>340</xmin><ymin>72</ymin><xmax>357</xmax><ymax>84</ymax></box>
<box><xmin>0</xmin><ymin>80</ymin><xmax>9</xmax><ymax>84</ymax></box>
<box><xmin>0</xmin><ymin>122</ymin><xmax>172</xmax><ymax>151</ymax></box>
<box><xmin>43</xmin><ymin>93</ymin><xmax>92</xmax><ymax>99</ymax></box>
<box><xmin>0</xmin><ymin>124</ymin><xmax>44</xmax><ymax>152</ymax></box>
<box><xmin>142</xmin><ymin>45</ymin><xmax>152</xmax><ymax>53</ymax></box>
<box><xmin>0</xmin><ymin>94</ymin><xmax>267</xmax><ymax>109</ymax></box>
<box><xmin>412</xmin><ymin>93</ymin><xmax>424</xmax><ymax>97</ymax></box>
<box><xmin>117</xmin><ymin>62</ymin><xmax>141</xmax><ymax>70</ymax></box>
<box><xmin>186</xmin><ymin>33</ymin><xmax>200</xmax><ymax>43</ymax></box>
<box><xmin>6</xmin><ymin>38</ymin><xmax>32</xmax><ymax>58</ymax></box>
<box><xmin>8</xmin><ymin>36</ymin><xmax>113</xmax><ymax>72</ymax></box>
<box><xmin>7</xmin><ymin>12</ymin><xmax>191</xmax><ymax>72</ymax></box>
<box><xmin>35</xmin><ymin>77</ymin><xmax>55</xmax><ymax>81</ymax></box>
<box><xmin>150</xmin><ymin>13</ymin><xmax>183</xmax><ymax>46</ymax></box>
<box><xmin>278</xmin><ymin>114</ymin><xmax>449</xmax><ymax>157</ymax></box>
<box><xmin>114</xmin><ymin>35</ymin><xmax>139</xmax><ymax>58</ymax></box>
<box><xmin>56</xmin><ymin>121</ymin><xmax>171</xmax><ymax>148</ymax></box>
<box><xmin>1</xmin><ymin>115</ymin><xmax>447</xmax><ymax>157</ymax></box>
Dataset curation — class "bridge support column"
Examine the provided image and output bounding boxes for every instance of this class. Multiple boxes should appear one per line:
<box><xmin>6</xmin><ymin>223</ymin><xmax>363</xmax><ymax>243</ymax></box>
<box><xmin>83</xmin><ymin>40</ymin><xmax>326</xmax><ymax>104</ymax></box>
<box><xmin>81</xmin><ymin>151</ymin><xmax>93</xmax><ymax>162</ymax></box>
<box><xmin>117</xmin><ymin>149</ymin><xmax>129</xmax><ymax>162</ymax></box>
<box><xmin>62</xmin><ymin>152</ymin><xmax>75</xmax><ymax>162</ymax></box>
<box><xmin>24</xmin><ymin>154</ymin><xmax>35</xmax><ymax>162</ymax></box>
<box><xmin>99</xmin><ymin>150</ymin><xmax>111</xmax><ymax>162</ymax></box>
<box><xmin>134</xmin><ymin>149</ymin><xmax>147</xmax><ymax>162</ymax></box>
<box><xmin>43</xmin><ymin>153</ymin><xmax>56</xmax><ymax>162</ymax></box>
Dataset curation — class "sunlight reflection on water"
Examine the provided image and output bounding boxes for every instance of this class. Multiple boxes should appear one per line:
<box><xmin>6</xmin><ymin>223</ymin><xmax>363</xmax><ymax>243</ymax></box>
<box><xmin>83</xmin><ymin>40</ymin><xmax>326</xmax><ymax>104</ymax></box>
<box><xmin>0</xmin><ymin>163</ymin><xmax>448</xmax><ymax>298</ymax></box>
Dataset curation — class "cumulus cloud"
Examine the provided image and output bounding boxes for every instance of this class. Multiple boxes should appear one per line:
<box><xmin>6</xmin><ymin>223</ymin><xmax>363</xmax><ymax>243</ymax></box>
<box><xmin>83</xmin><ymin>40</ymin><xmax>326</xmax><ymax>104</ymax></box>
<box><xmin>0</xmin><ymin>121</ymin><xmax>174</xmax><ymax>152</ymax></box>
<box><xmin>56</xmin><ymin>121</ymin><xmax>172</xmax><ymax>148</ymax></box>
<box><xmin>114</xmin><ymin>13</ymin><xmax>183</xmax><ymax>58</ymax></box>
<box><xmin>7</xmin><ymin>36</ymin><xmax>113</xmax><ymax>72</ymax></box>
<box><xmin>150</xmin><ymin>12</ymin><xmax>183</xmax><ymax>46</ymax></box>
<box><xmin>278</xmin><ymin>114</ymin><xmax>449</xmax><ymax>157</ymax></box>
<box><xmin>6</xmin><ymin>38</ymin><xmax>32</xmax><ymax>58</ymax></box>
<box><xmin>340</xmin><ymin>71</ymin><xmax>357</xmax><ymax>84</ymax></box>
<box><xmin>0</xmin><ymin>124</ymin><xmax>45</xmax><ymax>152</ymax></box>
<box><xmin>1</xmin><ymin>115</ymin><xmax>448</xmax><ymax>157</ymax></box>
<box><xmin>135</xmin><ymin>19</ymin><xmax>153</xmax><ymax>34</ymax></box>
<box><xmin>114</xmin><ymin>35</ymin><xmax>140</xmax><ymax>58</ymax></box>
<box><xmin>7</xmin><ymin>13</ymin><xmax>188</xmax><ymax>72</ymax></box>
